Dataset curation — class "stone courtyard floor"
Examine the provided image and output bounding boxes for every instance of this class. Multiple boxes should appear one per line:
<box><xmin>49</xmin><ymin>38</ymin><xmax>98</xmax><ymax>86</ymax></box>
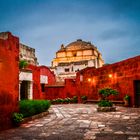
<box><xmin>0</xmin><ymin>104</ymin><xmax>140</xmax><ymax>140</ymax></box>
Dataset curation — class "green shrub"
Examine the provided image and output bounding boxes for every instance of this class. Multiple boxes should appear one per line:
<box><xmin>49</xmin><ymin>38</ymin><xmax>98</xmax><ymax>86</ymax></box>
<box><xmin>61</xmin><ymin>99</ymin><xmax>65</xmax><ymax>103</ymax></box>
<box><xmin>51</xmin><ymin>97</ymin><xmax>78</xmax><ymax>104</ymax></box>
<box><xmin>51</xmin><ymin>99</ymin><xmax>63</xmax><ymax>104</ymax></box>
<box><xmin>12</xmin><ymin>113</ymin><xmax>23</xmax><ymax>126</ymax></box>
<box><xmin>72</xmin><ymin>96</ymin><xmax>78</xmax><ymax>103</ymax></box>
<box><xmin>98</xmin><ymin>88</ymin><xmax>119</xmax><ymax>107</ymax></box>
<box><xmin>19</xmin><ymin>100</ymin><xmax>51</xmax><ymax>118</ymax></box>
<box><xmin>81</xmin><ymin>95</ymin><xmax>87</xmax><ymax>101</ymax></box>
<box><xmin>98</xmin><ymin>100</ymin><xmax>113</xmax><ymax>107</ymax></box>
<box><xmin>63</xmin><ymin>98</ymin><xmax>69</xmax><ymax>103</ymax></box>
<box><xmin>66</xmin><ymin>97</ymin><xmax>71</xmax><ymax>103</ymax></box>
<box><xmin>99</xmin><ymin>88</ymin><xmax>118</xmax><ymax>100</ymax></box>
<box><xmin>55</xmin><ymin>98</ymin><xmax>60</xmax><ymax>104</ymax></box>
<box><xmin>52</xmin><ymin>99</ymin><xmax>56</xmax><ymax>104</ymax></box>
<box><xmin>19</xmin><ymin>60</ymin><xmax>28</xmax><ymax>69</ymax></box>
<box><xmin>124</xmin><ymin>94</ymin><xmax>130</xmax><ymax>101</ymax></box>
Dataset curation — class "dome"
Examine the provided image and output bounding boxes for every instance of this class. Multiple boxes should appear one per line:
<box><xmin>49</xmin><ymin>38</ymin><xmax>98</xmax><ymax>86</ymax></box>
<box><xmin>58</xmin><ymin>39</ymin><xmax>97</xmax><ymax>52</ymax></box>
<box><xmin>65</xmin><ymin>39</ymin><xmax>96</xmax><ymax>51</ymax></box>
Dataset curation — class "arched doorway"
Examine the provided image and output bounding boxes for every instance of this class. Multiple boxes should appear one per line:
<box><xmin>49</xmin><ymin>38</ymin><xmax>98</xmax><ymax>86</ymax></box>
<box><xmin>20</xmin><ymin>81</ymin><xmax>29</xmax><ymax>100</ymax></box>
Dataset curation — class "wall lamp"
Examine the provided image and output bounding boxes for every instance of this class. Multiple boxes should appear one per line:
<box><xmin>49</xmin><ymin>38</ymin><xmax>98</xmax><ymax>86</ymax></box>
<box><xmin>108</xmin><ymin>74</ymin><xmax>113</xmax><ymax>78</ymax></box>
<box><xmin>88</xmin><ymin>78</ymin><xmax>91</xmax><ymax>82</ymax></box>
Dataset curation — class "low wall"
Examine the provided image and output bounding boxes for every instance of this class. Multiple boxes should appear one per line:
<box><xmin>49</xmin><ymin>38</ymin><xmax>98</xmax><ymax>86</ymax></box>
<box><xmin>45</xmin><ymin>79</ymin><xmax>77</xmax><ymax>100</ymax></box>
<box><xmin>77</xmin><ymin>55</ymin><xmax>140</xmax><ymax>106</ymax></box>
<box><xmin>44</xmin><ymin>56</ymin><xmax>140</xmax><ymax>106</ymax></box>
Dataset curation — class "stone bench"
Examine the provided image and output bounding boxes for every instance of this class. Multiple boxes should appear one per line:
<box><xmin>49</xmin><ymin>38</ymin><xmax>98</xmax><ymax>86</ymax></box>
<box><xmin>111</xmin><ymin>100</ymin><xmax>124</xmax><ymax>106</ymax></box>
<box><xmin>84</xmin><ymin>100</ymin><xmax>99</xmax><ymax>104</ymax></box>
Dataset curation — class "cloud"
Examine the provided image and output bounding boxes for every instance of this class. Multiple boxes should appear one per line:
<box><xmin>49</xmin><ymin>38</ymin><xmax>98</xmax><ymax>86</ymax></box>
<box><xmin>0</xmin><ymin>0</ymin><xmax>140</xmax><ymax>65</ymax></box>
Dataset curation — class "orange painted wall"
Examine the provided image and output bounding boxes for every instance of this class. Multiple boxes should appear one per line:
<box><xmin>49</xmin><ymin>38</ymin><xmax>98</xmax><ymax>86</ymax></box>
<box><xmin>76</xmin><ymin>55</ymin><xmax>140</xmax><ymax>106</ymax></box>
<box><xmin>0</xmin><ymin>32</ymin><xmax>19</xmax><ymax>130</ymax></box>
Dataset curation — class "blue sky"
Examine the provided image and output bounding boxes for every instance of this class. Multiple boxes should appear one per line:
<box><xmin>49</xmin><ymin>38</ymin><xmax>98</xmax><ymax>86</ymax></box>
<box><xmin>0</xmin><ymin>0</ymin><xmax>140</xmax><ymax>65</ymax></box>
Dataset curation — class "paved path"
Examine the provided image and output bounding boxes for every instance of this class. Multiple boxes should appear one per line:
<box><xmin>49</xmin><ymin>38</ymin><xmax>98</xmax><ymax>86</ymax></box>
<box><xmin>0</xmin><ymin>104</ymin><xmax>140</xmax><ymax>140</ymax></box>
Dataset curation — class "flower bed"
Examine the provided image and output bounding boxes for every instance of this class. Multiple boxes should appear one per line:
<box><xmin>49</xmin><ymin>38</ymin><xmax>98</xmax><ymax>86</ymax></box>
<box><xmin>51</xmin><ymin>96</ymin><xmax>78</xmax><ymax>104</ymax></box>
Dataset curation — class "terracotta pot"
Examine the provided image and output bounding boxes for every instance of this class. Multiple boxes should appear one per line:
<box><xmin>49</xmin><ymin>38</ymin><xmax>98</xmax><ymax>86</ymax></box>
<box><xmin>124</xmin><ymin>100</ymin><xmax>129</xmax><ymax>107</ymax></box>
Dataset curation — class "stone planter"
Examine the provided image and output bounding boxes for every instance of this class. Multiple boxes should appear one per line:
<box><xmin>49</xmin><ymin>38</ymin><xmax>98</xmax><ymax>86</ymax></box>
<box><xmin>124</xmin><ymin>100</ymin><xmax>129</xmax><ymax>107</ymax></box>
<box><xmin>97</xmin><ymin>106</ymin><xmax>116</xmax><ymax>112</ymax></box>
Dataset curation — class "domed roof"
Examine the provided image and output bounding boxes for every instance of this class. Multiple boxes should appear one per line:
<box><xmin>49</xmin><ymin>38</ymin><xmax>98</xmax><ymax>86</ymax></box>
<box><xmin>58</xmin><ymin>39</ymin><xmax>97</xmax><ymax>52</ymax></box>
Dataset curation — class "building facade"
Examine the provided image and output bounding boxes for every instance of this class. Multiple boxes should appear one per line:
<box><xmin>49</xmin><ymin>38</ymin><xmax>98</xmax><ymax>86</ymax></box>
<box><xmin>51</xmin><ymin>39</ymin><xmax>104</xmax><ymax>81</ymax></box>
<box><xmin>19</xmin><ymin>65</ymin><xmax>56</xmax><ymax>101</ymax></box>
<box><xmin>19</xmin><ymin>43</ymin><xmax>38</xmax><ymax>65</ymax></box>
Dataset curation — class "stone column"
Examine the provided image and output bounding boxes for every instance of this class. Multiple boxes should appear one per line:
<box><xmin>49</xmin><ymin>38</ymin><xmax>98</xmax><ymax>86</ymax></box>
<box><xmin>95</xmin><ymin>58</ymin><xmax>98</xmax><ymax>68</ymax></box>
<box><xmin>19</xmin><ymin>81</ymin><xmax>22</xmax><ymax>101</ymax></box>
<box><xmin>28</xmin><ymin>81</ymin><xmax>33</xmax><ymax>99</ymax></box>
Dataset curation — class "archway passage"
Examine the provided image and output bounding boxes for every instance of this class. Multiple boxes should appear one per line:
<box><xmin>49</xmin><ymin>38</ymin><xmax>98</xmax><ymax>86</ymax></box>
<box><xmin>134</xmin><ymin>80</ymin><xmax>140</xmax><ymax>107</ymax></box>
<box><xmin>20</xmin><ymin>81</ymin><xmax>29</xmax><ymax>100</ymax></box>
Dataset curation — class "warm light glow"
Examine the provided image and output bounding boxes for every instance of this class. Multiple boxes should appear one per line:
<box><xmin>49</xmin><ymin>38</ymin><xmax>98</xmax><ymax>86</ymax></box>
<box><xmin>88</xmin><ymin>78</ymin><xmax>91</xmax><ymax>82</ymax></box>
<box><xmin>108</xmin><ymin>74</ymin><xmax>113</xmax><ymax>78</ymax></box>
<box><xmin>80</xmin><ymin>75</ymin><xmax>83</xmax><ymax>82</ymax></box>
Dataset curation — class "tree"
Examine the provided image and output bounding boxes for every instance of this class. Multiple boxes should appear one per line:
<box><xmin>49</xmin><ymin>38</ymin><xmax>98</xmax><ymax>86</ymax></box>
<box><xmin>98</xmin><ymin>87</ymin><xmax>119</xmax><ymax>107</ymax></box>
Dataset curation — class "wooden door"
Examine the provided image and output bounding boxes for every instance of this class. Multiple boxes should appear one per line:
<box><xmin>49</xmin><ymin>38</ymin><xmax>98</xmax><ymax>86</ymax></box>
<box><xmin>135</xmin><ymin>80</ymin><xmax>140</xmax><ymax>107</ymax></box>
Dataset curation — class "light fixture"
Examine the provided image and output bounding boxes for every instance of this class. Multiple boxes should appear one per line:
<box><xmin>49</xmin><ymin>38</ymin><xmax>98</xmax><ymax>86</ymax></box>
<box><xmin>108</xmin><ymin>74</ymin><xmax>113</xmax><ymax>78</ymax></box>
<box><xmin>88</xmin><ymin>78</ymin><xmax>91</xmax><ymax>82</ymax></box>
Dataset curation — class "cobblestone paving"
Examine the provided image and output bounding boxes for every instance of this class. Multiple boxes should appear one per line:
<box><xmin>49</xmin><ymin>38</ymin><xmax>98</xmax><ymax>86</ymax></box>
<box><xmin>0</xmin><ymin>104</ymin><xmax>140</xmax><ymax>140</ymax></box>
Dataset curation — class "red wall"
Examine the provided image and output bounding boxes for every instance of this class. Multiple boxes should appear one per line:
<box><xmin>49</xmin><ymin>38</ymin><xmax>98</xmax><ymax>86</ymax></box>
<box><xmin>28</xmin><ymin>65</ymin><xmax>56</xmax><ymax>100</ymax></box>
<box><xmin>44</xmin><ymin>56</ymin><xmax>140</xmax><ymax>106</ymax></box>
<box><xmin>0</xmin><ymin>32</ymin><xmax>19</xmax><ymax>130</ymax></box>
<box><xmin>39</xmin><ymin>66</ymin><xmax>55</xmax><ymax>85</ymax></box>
<box><xmin>28</xmin><ymin>65</ymin><xmax>41</xmax><ymax>99</ymax></box>
<box><xmin>76</xmin><ymin>55</ymin><xmax>140</xmax><ymax>106</ymax></box>
<box><xmin>45</xmin><ymin>79</ymin><xmax>77</xmax><ymax>100</ymax></box>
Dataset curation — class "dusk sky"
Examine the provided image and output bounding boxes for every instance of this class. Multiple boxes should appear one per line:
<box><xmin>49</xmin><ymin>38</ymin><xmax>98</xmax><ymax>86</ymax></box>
<box><xmin>0</xmin><ymin>0</ymin><xmax>140</xmax><ymax>66</ymax></box>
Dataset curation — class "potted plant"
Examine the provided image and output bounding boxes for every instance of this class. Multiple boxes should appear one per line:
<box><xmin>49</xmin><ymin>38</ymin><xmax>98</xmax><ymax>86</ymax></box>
<box><xmin>81</xmin><ymin>95</ymin><xmax>87</xmax><ymax>103</ymax></box>
<box><xmin>124</xmin><ymin>94</ymin><xmax>130</xmax><ymax>107</ymax></box>
<box><xmin>97</xmin><ymin>87</ymin><xmax>119</xmax><ymax>112</ymax></box>
<box><xmin>72</xmin><ymin>96</ymin><xmax>78</xmax><ymax>103</ymax></box>
<box><xmin>19</xmin><ymin>60</ymin><xmax>28</xmax><ymax>70</ymax></box>
<box><xmin>12</xmin><ymin>112</ymin><xmax>24</xmax><ymax>127</ymax></box>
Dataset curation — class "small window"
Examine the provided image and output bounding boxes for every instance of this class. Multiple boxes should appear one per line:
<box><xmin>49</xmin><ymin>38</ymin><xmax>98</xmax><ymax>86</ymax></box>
<box><xmin>71</xmin><ymin>66</ymin><xmax>73</xmax><ymax>72</ymax></box>
<box><xmin>65</xmin><ymin>68</ymin><xmax>69</xmax><ymax>72</ymax></box>
<box><xmin>41</xmin><ymin>84</ymin><xmax>45</xmax><ymax>92</ymax></box>
<box><xmin>73</xmin><ymin>52</ymin><xmax>77</xmax><ymax>57</ymax></box>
